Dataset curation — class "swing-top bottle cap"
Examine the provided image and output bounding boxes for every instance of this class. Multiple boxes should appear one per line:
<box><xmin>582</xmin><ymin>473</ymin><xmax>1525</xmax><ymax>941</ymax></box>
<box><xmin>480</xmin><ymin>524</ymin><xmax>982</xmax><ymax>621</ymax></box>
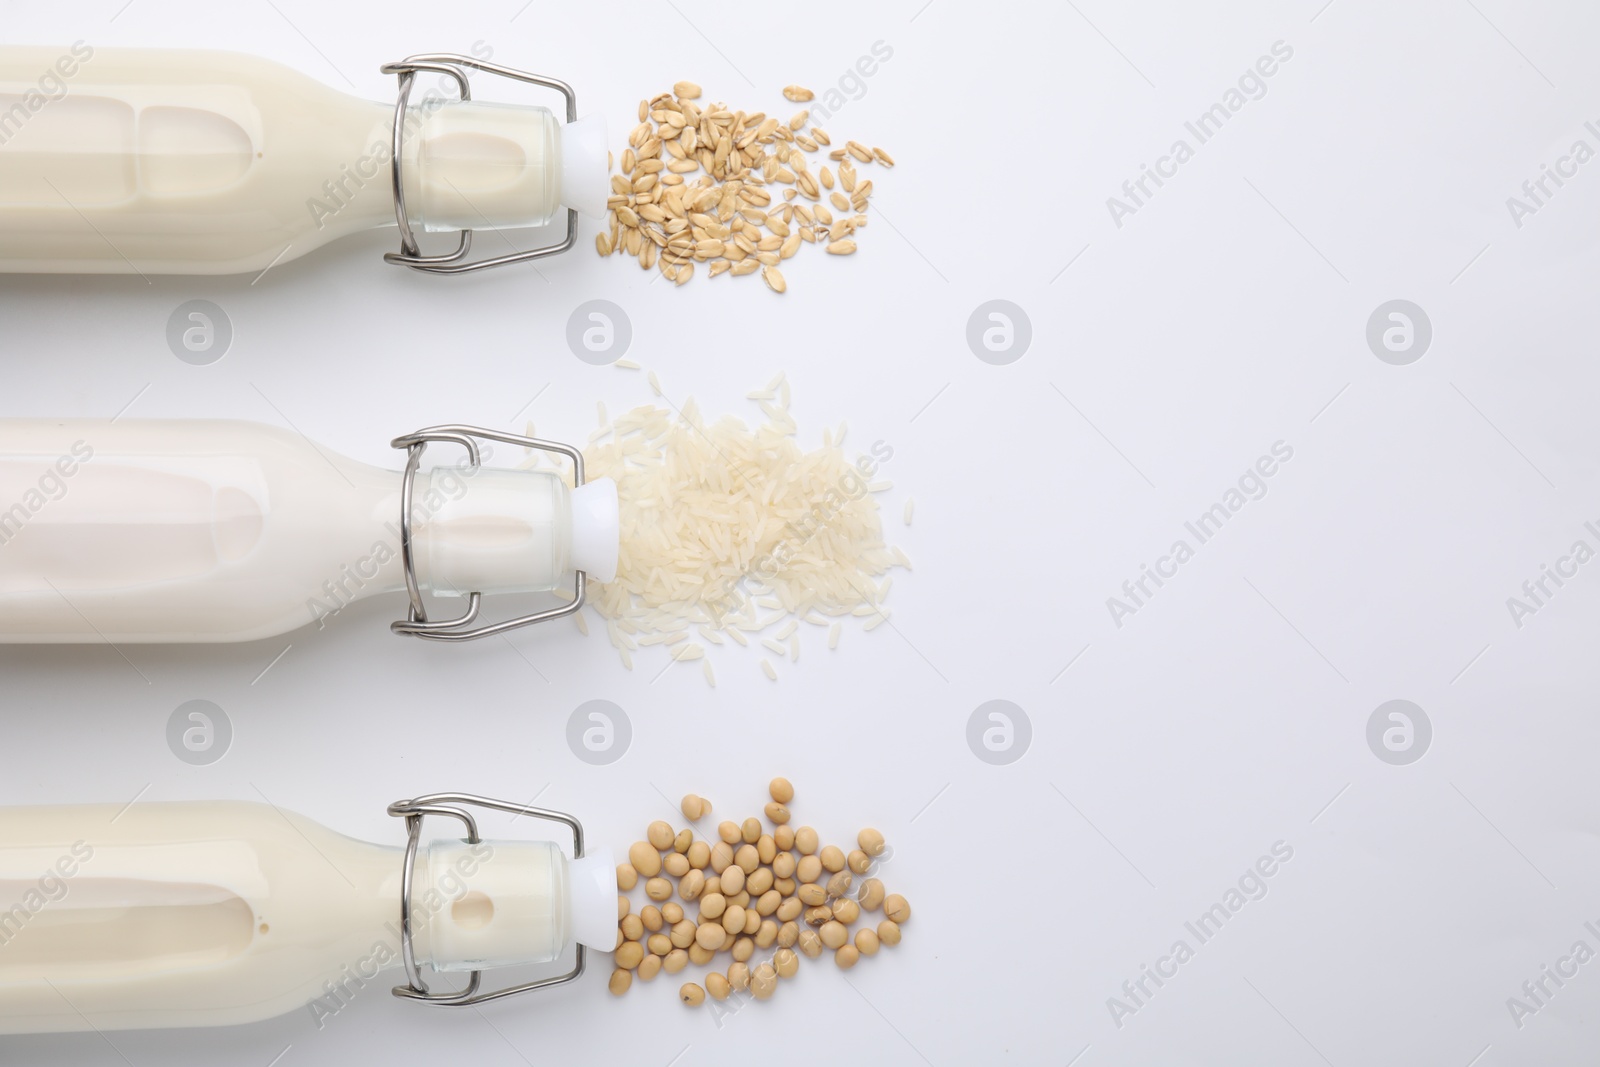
<box><xmin>558</xmin><ymin>114</ymin><xmax>609</xmax><ymax>219</ymax></box>
<box><xmin>570</xmin><ymin>478</ymin><xmax>618</xmax><ymax>584</ymax></box>
<box><xmin>567</xmin><ymin>845</ymin><xmax>618</xmax><ymax>951</ymax></box>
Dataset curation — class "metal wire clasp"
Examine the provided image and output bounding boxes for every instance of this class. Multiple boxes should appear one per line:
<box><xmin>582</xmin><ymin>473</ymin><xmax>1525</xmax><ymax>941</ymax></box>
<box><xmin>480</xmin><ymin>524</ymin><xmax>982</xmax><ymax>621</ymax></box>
<box><xmin>381</xmin><ymin>54</ymin><xmax>579</xmax><ymax>274</ymax></box>
<box><xmin>388</xmin><ymin>793</ymin><xmax>587</xmax><ymax>1006</ymax></box>
<box><xmin>391</xmin><ymin>424</ymin><xmax>586</xmax><ymax>641</ymax></box>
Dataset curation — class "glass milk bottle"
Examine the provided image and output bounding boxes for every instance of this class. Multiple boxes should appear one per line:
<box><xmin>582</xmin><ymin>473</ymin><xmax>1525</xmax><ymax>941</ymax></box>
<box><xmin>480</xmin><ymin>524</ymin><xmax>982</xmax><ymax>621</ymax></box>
<box><xmin>0</xmin><ymin>419</ymin><xmax>617</xmax><ymax>642</ymax></box>
<box><xmin>0</xmin><ymin>45</ymin><xmax>607</xmax><ymax>275</ymax></box>
<box><xmin>0</xmin><ymin>794</ymin><xmax>615</xmax><ymax>1033</ymax></box>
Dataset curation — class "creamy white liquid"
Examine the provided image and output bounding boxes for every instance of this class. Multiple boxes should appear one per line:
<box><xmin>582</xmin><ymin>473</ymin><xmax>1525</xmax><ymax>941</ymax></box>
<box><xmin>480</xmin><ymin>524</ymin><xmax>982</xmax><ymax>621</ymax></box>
<box><xmin>0</xmin><ymin>46</ymin><xmax>565</xmax><ymax>273</ymax></box>
<box><xmin>0</xmin><ymin>420</ymin><xmax>578</xmax><ymax>642</ymax></box>
<box><xmin>0</xmin><ymin>801</ymin><xmax>575</xmax><ymax>1033</ymax></box>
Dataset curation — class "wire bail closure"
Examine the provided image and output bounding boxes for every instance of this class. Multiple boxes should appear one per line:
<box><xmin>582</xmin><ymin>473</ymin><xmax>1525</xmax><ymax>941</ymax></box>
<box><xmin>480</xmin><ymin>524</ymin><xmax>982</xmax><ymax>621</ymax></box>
<box><xmin>390</xmin><ymin>424</ymin><xmax>587</xmax><ymax>641</ymax></box>
<box><xmin>381</xmin><ymin>54</ymin><xmax>579</xmax><ymax>274</ymax></box>
<box><xmin>387</xmin><ymin>793</ymin><xmax>587</xmax><ymax>1006</ymax></box>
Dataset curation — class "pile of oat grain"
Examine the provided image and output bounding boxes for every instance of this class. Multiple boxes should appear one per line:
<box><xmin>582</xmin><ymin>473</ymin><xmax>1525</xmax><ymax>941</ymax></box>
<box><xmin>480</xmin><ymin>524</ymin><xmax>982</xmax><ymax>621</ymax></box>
<box><xmin>595</xmin><ymin>82</ymin><xmax>894</xmax><ymax>291</ymax></box>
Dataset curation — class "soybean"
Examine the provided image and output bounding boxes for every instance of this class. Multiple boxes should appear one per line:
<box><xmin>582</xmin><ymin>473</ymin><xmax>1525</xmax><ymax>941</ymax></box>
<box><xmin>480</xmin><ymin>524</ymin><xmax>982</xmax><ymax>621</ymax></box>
<box><xmin>751</xmin><ymin>963</ymin><xmax>777</xmax><ymax>1000</ymax></box>
<box><xmin>833</xmin><ymin>899</ymin><xmax>861</xmax><ymax>924</ymax></box>
<box><xmin>628</xmin><ymin>841</ymin><xmax>662</xmax><ymax>878</ymax></box>
<box><xmin>794</xmin><ymin>826</ymin><xmax>819</xmax><ymax>855</ymax></box>
<box><xmin>638</xmin><ymin>954</ymin><xmax>662</xmax><ymax>981</ymax></box>
<box><xmin>884</xmin><ymin>894</ymin><xmax>911</xmax><ymax>923</ymax></box>
<box><xmin>819</xmin><ymin>845</ymin><xmax>845</xmax><ymax>873</ymax></box>
<box><xmin>646</xmin><ymin>877</ymin><xmax>672</xmax><ymax>901</ymax></box>
<box><xmin>847</xmin><ymin>849</ymin><xmax>871</xmax><ymax>875</ymax></box>
<box><xmin>717</xmin><ymin>821</ymin><xmax>741</xmax><ymax>845</ymax></box>
<box><xmin>834</xmin><ymin>944</ymin><xmax>860</xmax><ymax>970</ymax></box>
<box><xmin>858</xmin><ymin>878</ymin><xmax>885</xmax><ymax>911</ymax></box>
<box><xmin>877</xmin><ymin>919</ymin><xmax>901</xmax><ymax>946</ymax></box>
<box><xmin>775</xmin><ymin>947</ymin><xmax>799</xmax><ymax>977</ymax></box>
<box><xmin>819</xmin><ymin>920</ymin><xmax>849</xmax><ymax>950</ymax></box>
<box><xmin>741</xmin><ymin>817</ymin><xmax>761</xmax><ymax>844</ymax></box>
<box><xmin>680</xmin><ymin>982</ymin><xmax>705</xmax><ymax>1006</ymax></box>
<box><xmin>681</xmin><ymin>794</ymin><xmax>711</xmax><ymax>821</ymax></box>
<box><xmin>855</xmin><ymin>928</ymin><xmax>880</xmax><ymax>956</ymax></box>
<box><xmin>609</xmin><ymin>968</ymin><xmax>632</xmax><ymax>995</ymax></box>
<box><xmin>764</xmin><ymin>802</ymin><xmax>791</xmax><ymax>824</ymax></box>
<box><xmin>647</xmin><ymin>821</ymin><xmax>675</xmax><ymax>850</ymax></box>
<box><xmin>616</xmin><ymin>863</ymin><xmax>639</xmax><ymax>891</ymax></box>
<box><xmin>769</xmin><ymin>777</ymin><xmax>794</xmax><ymax>803</ymax></box>
<box><xmin>858</xmin><ymin>827</ymin><xmax>885</xmax><ymax>857</ymax></box>
<box><xmin>706</xmin><ymin>972</ymin><xmax>731</xmax><ymax>1000</ymax></box>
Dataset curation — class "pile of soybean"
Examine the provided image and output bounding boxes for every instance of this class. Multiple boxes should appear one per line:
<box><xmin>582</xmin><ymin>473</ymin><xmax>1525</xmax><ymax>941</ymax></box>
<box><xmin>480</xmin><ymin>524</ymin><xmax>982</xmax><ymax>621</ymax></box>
<box><xmin>612</xmin><ymin>779</ymin><xmax>909</xmax><ymax>1006</ymax></box>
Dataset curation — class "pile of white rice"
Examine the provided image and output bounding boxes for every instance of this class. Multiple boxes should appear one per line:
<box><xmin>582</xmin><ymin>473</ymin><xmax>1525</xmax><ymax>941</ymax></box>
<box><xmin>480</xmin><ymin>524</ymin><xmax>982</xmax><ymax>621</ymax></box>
<box><xmin>536</xmin><ymin>373</ymin><xmax>908</xmax><ymax>682</ymax></box>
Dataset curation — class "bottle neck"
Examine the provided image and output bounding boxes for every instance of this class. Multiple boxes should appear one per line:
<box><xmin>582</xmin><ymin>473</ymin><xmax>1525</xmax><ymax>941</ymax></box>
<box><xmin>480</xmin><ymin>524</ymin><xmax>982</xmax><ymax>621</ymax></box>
<box><xmin>407</xmin><ymin>467</ymin><xmax>571</xmax><ymax>599</ymax></box>
<box><xmin>397</xmin><ymin>99</ymin><xmax>561</xmax><ymax>234</ymax></box>
<box><xmin>411</xmin><ymin>840</ymin><xmax>568</xmax><ymax>971</ymax></box>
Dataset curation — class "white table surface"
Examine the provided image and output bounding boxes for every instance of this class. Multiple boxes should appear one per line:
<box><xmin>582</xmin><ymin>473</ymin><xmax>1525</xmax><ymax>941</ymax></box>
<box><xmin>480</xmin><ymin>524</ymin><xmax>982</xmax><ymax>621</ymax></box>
<box><xmin>3</xmin><ymin>1</ymin><xmax>1599</xmax><ymax>1064</ymax></box>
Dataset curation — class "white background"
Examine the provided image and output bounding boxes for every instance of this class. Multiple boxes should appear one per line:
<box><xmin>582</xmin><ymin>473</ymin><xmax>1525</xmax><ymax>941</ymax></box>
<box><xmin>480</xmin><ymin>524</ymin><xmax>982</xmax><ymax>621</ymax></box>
<box><xmin>3</xmin><ymin>1</ymin><xmax>1600</xmax><ymax>1064</ymax></box>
